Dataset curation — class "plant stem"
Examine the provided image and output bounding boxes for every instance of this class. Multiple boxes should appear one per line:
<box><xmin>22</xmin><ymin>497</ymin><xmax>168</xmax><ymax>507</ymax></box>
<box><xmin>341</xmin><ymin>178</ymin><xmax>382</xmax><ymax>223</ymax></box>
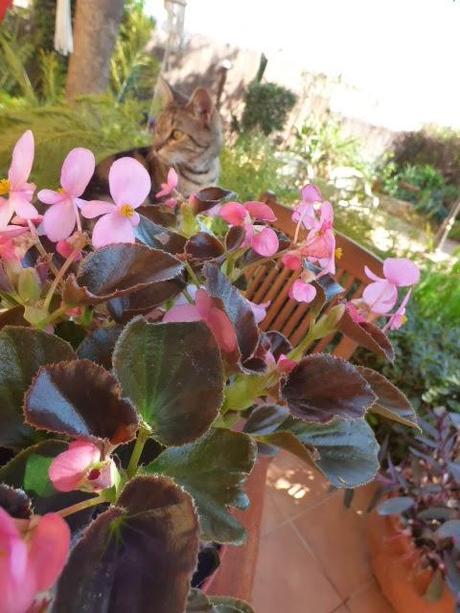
<box><xmin>40</xmin><ymin>305</ymin><xmax>68</xmax><ymax>327</ymax></box>
<box><xmin>43</xmin><ymin>249</ymin><xmax>79</xmax><ymax>311</ymax></box>
<box><xmin>27</xmin><ymin>220</ymin><xmax>59</xmax><ymax>277</ymax></box>
<box><xmin>58</xmin><ymin>493</ymin><xmax>107</xmax><ymax>518</ymax></box>
<box><xmin>184</xmin><ymin>260</ymin><xmax>201</xmax><ymax>287</ymax></box>
<box><xmin>127</xmin><ymin>423</ymin><xmax>151</xmax><ymax>478</ymax></box>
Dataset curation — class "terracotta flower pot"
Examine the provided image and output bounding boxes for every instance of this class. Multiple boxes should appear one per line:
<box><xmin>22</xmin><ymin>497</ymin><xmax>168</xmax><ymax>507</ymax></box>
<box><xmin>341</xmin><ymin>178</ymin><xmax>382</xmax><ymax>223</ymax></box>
<box><xmin>367</xmin><ymin>512</ymin><xmax>456</xmax><ymax>613</ymax></box>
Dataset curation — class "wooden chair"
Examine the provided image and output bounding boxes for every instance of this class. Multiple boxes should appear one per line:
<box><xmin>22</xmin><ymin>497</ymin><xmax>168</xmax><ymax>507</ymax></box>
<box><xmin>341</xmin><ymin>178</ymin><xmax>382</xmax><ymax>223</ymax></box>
<box><xmin>208</xmin><ymin>195</ymin><xmax>383</xmax><ymax>603</ymax></box>
<box><xmin>245</xmin><ymin>197</ymin><xmax>383</xmax><ymax>360</ymax></box>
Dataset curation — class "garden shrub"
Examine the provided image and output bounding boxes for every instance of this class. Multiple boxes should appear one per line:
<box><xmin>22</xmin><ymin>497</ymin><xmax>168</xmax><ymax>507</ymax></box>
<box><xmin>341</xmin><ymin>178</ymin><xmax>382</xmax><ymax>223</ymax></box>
<box><xmin>241</xmin><ymin>81</ymin><xmax>297</xmax><ymax>136</ymax></box>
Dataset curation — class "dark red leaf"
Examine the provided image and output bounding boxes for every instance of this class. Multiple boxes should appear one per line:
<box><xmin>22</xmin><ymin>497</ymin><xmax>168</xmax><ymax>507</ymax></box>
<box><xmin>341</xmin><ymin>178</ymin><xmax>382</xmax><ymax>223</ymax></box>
<box><xmin>24</xmin><ymin>360</ymin><xmax>139</xmax><ymax>446</ymax></box>
<box><xmin>0</xmin><ymin>484</ymin><xmax>31</xmax><ymax>519</ymax></box>
<box><xmin>281</xmin><ymin>354</ymin><xmax>377</xmax><ymax>423</ymax></box>
<box><xmin>185</xmin><ymin>232</ymin><xmax>225</xmax><ymax>261</ymax></box>
<box><xmin>190</xmin><ymin>187</ymin><xmax>234</xmax><ymax>213</ymax></box>
<box><xmin>338</xmin><ymin>309</ymin><xmax>394</xmax><ymax>361</ymax></box>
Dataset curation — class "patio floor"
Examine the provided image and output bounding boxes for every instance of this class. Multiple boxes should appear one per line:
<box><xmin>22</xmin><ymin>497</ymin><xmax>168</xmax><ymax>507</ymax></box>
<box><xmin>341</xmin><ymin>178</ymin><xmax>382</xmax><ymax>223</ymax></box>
<box><xmin>252</xmin><ymin>451</ymin><xmax>395</xmax><ymax>613</ymax></box>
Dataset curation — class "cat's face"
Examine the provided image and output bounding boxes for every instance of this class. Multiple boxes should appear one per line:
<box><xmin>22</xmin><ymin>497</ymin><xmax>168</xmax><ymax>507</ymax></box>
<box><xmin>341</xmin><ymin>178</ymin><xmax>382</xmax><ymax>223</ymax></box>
<box><xmin>152</xmin><ymin>81</ymin><xmax>223</xmax><ymax>170</ymax></box>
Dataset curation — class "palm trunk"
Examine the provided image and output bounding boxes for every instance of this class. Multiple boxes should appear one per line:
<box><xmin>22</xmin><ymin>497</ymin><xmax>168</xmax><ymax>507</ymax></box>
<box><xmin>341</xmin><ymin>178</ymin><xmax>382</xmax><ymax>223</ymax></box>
<box><xmin>65</xmin><ymin>0</ymin><xmax>125</xmax><ymax>100</ymax></box>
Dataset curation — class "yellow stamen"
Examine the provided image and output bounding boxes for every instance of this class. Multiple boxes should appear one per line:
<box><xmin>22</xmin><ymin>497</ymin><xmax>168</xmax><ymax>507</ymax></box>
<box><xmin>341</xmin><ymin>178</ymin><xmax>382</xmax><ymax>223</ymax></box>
<box><xmin>120</xmin><ymin>204</ymin><xmax>135</xmax><ymax>218</ymax></box>
<box><xmin>57</xmin><ymin>187</ymin><xmax>65</xmax><ymax>194</ymax></box>
<box><xmin>335</xmin><ymin>247</ymin><xmax>343</xmax><ymax>260</ymax></box>
<box><xmin>0</xmin><ymin>179</ymin><xmax>10</xmax><ymax>197</ymax></box>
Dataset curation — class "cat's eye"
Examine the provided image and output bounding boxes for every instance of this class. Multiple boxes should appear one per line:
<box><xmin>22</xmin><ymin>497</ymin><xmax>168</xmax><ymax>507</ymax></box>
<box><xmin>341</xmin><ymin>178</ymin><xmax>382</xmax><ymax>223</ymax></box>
<box><xmin>171</xmin><ymin>129</ymin><xmax>184</xmax><ymax>140</ymax></box>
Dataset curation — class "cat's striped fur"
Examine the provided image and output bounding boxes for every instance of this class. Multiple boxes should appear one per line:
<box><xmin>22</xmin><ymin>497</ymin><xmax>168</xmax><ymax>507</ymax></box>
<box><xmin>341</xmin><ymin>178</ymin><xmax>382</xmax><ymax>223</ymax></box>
<box><xmin>83</xmin><ymin>81</ymin><xmax>223</xmax><ymax>202</ymax></box>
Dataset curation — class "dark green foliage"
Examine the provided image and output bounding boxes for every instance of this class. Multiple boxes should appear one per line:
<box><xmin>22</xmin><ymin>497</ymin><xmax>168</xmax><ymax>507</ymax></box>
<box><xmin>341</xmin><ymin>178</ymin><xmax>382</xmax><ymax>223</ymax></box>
<box><xmin>241</xmin><ymin>81</ymin><xmax>297</xmax><ymax>136</ymax></box>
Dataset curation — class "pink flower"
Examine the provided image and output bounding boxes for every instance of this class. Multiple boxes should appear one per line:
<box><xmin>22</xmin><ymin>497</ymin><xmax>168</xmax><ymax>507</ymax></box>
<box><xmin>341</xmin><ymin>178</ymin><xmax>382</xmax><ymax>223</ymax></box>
<box><xmin>49</xmin><ymin>440</ymin><xmax>117</xmax><ymax>493</ymax></box>
<box><xmin>0</xmin><ymin>225</ymin><xmax>29</xmax><ymax>261</ymax></box>
<box><xmin>81</xmin><ymin>157</ymin><xmax>151</xmax><ymax>249</ymax></box>
<box><xmin>302</xmin><ymin>201</ymin><xmax>336</xmax><ymax>274</ymax></box>
<box><xmin>163</xmin><ymin>288</ymin><xmax>238</xmax><ymax>354</ymax></box>
<box><xmin>277</xmin><ymin>353</ymin><xmax>297</xmax><ymax>374</ymax></box>
<box><xmin>292</xmin><ymin>184</ymin><xmax>323</xmax><ymax>230</ymax></box>
<box><xmin>249</xmin><ymin>300</ymin><xmax>270</xmax><ymax>324</ymax></box>
<box><xmin>363</xmin><ymin>258</ymin><xmax>420</xmax><ymax>315</ymax></box>
<box><xmin>346</xmin><ymin>301</ymin><xmax>367</xmax><ymax>324</ymax></box>
<box><xmin>384</xmin><ymin>289</ymin><xmax>412</xmax><ymax>331</ymax></box>
<box><xmin>156</xmin><ymin>168</ymin><xmax>178</xmax><ymax>198</ymax></box>
<box><xmin>0</xmin><ymin>507</ymin><xmax>70</xmax><ymax>613</ymax></box>
<box><xmin>220</xmin><ymin>201</ymin><xmax>279</xmax><ymax>257</ymax></box>
<box><xmin>282</xmin><ymin>250</ymin><xmax>303</xmax><ymax>271</ymax></box>
<box><xmin>0</xmin><ymin>130</ymin><xmax>38</xmax><ymax>228</ymax></box>
<box><xmin>289</xmin><ymin>279</ymin><xmax>317</xmax><ymax>303</ymax></box>
<box><xmin>38</xmin><ymin>148</ymin><xmax>95</xmax><ymax>242</ymax></box>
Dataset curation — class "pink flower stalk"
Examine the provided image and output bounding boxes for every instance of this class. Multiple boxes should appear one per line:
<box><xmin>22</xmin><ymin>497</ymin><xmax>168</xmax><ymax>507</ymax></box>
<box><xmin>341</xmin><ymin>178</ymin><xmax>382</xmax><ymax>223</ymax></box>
<box><xmin>38</xmin><ymin>148</ymin><xmax>95</xmax><ymax>242</ymax></box>
<box><xmin>384</xmin><ymin>289</ymin><xmax>412</xmax><ymax>332</ymax></box>
<box><xmin>49</xmin><ymin>440</ymin><xmax>117</xmax><ymax>493</ymax></box>
<box><xmin>289</xmin><ymin>279</ymin><xmax>317</xmax><ymax>303</ymax></box>
<box><xmin>301</xmin><ymin>201</ymin><xmax>336</xmax><ymax>274</ymax></box>
<box><xmin>163</xmin><ymin>288</ymin><xmax>238</xmax><ymax>354</ymax></box>
<box><xmin>220</xmin><ymin>201</ymin><xmax>279</xmax><ymax>257</ymax></box>
<box><xmin>249</xmin><ymin>300</ymin><xmax>270</xmax><ymax>324</ymax></box>
<box><xmin>81</xmin><ymin>157</ymin><xmax>151</xmax><ymax>249</ymax></box>
<box><xmin>363</xmin><ymin>258</ymin><xmax>420</xmax><ymax>315</ymax></box>
<box><xmin>156</xmin><ymin>168</ymin><xmax>178</xmax><ymax>198</ymax></box>
<box><xmin>0</xmin><ymin>130</ymin><xmax>38</xmax><ymax>228</ymax></box>
<box><xmin>56</xmin><ymin>232</ymin><xmax>84</xmax><ymax>261</ymax></box>
<box><xmin>0</xmin><ymin>507</ymin><xmax>70</xmax><ymax>613</ymax></box>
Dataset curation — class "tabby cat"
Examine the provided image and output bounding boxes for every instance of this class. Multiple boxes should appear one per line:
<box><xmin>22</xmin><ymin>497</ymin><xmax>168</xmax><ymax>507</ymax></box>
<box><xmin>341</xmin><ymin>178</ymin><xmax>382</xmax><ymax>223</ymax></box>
<box><xmin>83</xmin><ymin>79</ymin><xmax>224</xmax><ymax>202</ymax></box>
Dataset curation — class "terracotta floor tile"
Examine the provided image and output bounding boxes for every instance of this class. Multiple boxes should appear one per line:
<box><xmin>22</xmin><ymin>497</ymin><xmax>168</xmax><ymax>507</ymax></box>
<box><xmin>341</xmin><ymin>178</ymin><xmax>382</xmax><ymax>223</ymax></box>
<box><xmin>252</xmin><ymin>522</ymin><xmax>342</xmax><ymax>613</ymax></box>
<box><xmin>332</xmin><ymin>606</ymin><xmax>350</xmax><ymax>613</ymax></box>
<box><xmin>260</xmin><ymin>489</ymin><xmax>285</xmax><ymax>536</ymax></box>
<box><xmin>265</xmin><ymin>452</ymin><xmax>333</xmax><ymax>521</ymax></box>
<box><xmin>293</xmin><ymin>494</ymin><xmax>374</xmax><ymax>599</ymax></box>
<box><xmin>347</xmin><ymin>581</ymin><xmax>395</xmax><ymax>613</ymax></box>
<box><xmin>349</xmin><ymin>482</ymin><xmax>379</xmax><ymax>515</ymax></box>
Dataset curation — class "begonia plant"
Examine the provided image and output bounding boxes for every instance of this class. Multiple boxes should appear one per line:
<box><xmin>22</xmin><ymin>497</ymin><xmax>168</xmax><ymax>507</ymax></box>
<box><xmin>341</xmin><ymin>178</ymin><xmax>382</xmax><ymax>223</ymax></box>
<box><xmin>0</xmin><ymin>131</ymin><xmax>420</xmax><ymax>613</ymax></box>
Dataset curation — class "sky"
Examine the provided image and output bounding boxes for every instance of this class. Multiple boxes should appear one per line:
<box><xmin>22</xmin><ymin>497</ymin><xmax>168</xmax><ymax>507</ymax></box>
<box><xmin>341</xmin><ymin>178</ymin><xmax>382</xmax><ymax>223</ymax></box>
<box><xmin>146</xmin><ymin>0</ymin><xmax>460</xmax><ymax>129</ymax></box>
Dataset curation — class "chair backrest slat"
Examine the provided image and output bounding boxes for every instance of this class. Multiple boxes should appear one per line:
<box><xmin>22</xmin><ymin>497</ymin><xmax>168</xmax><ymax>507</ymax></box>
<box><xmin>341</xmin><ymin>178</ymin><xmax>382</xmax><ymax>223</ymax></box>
<box><xmin>245</xmin><ymin>197</ymin><xmax>383</xmax><ymax>360</ymax></box>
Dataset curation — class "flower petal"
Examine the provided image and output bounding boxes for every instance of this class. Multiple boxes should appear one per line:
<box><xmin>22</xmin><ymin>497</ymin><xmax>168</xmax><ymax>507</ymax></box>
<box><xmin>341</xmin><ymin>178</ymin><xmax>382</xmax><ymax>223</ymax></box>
<box><xmin>383</xmin><ymin>258</ymin><xmax>420</xmax><ymax>287</ymax></box>
<box><xmin>364</xmin><ymin>265</ymin><xmax>383</xmax><ymax>282</ymax></box>
<box><xmin>282</xmin><ymin>251</ymin><xmax>303</xmax><ymax>271</ymax></box>
<box><xmin>28</xmin><ymin>513</ymin><xmax>70</xmax><ymax>592</ymax></box>
<box><xmin>60</xmin><ymin>147</ymin><xmax>95</xmax><ymax>197</ymax></box>
<box><xmin>43</xmin><ymin>200</ymin><xmax>76</xmax><ymax>242</ymax></box>
<box><xmin>362</xmin><ymin>280</ymin><xmax>398</xmax><ymax>315</ymax></box>
<box><xmin>8</xmin><ymin>130</ymin><xmax>34</xmax><ymax>189</ymax></box>
<box><xmin>301</xmin><ymin>184</ymin><xmax>323</xmax><ymax>204</ymax></box>
<box><xmin>219</xmin><ymin>202</ymin><xmax>248</xmax><ymax>226</ymax></box>
<box><xmin>249</xmin><ymin>300</ymin><xmax>270</xmax><ymax>324</ymax></box>
<box><xmin>289</xmin><ymin>280</ymin><xmax>317</xmax><ymax>303</ymax></box>
<box><xmin>251</xmin><ymin>227</ymin><xmax>279</xmax><ymax>256</ymax></box>
<box><xmin>167</xmin><ymin>167</ymin><xmax>178</xmax><ymax>189</ymax></box>
<box><xmin>109</xmin><ymin>157</ymin><xmax>151</xmax><ymax>207</ymax></box>
<box><xmin>162</xmin><ymin>304</ymin><xmax>202</xmax><ymax>323</ymax></box>
<box><xmin>244</xmin><ymin>201</ymin><xmax>277</xmax><ymax>222</ymax></box>
<box><xmin>38</xmin><ymin>189</ymin><xmax>64</xmax><ymax>205</ymax></box>
<box><xmin>91</xmin><ymin>211</ymin><xmax>135</xmax><ymax>248</ymax></box>
<box><xmin>9</xmin><ymin>193</ymin><xmax>38</xmax><ymax>220</ymax></box>
<box><xmin>0</xmin><ymin>200</ymin><xmax>14</xmax><ymax>229</ymax></box>
<box><xmin>49</xmin><ymin>440</ymin><xmax>100</xmax><ymax>492</ymax></box>
<box><xmin>81</xmin><ymin>200</ymin><xmax>115</xmax><ymax>219</ymax></box>
<box><xmin>205</xmin><ymin>306</ymin><xmax>238</xmax><ymax>353</ymax></box>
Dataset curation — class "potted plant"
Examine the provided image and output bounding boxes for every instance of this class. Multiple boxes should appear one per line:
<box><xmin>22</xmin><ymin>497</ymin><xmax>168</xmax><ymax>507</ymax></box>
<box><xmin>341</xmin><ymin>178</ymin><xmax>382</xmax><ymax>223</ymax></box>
<box><xmin>368</xmin><ymin>411</ymin><xmax>460</xmax><ymax>613</ymax></box>
<box><xmin>0</xmin><ymin>131</ymin><xmax>420</xmax><ymax>612</ymax></box>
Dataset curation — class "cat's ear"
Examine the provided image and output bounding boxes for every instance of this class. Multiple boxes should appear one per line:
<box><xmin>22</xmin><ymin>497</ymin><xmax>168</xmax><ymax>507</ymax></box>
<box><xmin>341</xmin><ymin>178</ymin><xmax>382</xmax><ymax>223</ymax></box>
<box><xmin>155</xmin><ymin>76</ymin><xmax>175</xmax><ymax>108</ymax></box>
<box><xmin>186</xmin><ymin>88</ymin><xmax>214</xmax><ymax>127</ymax></box>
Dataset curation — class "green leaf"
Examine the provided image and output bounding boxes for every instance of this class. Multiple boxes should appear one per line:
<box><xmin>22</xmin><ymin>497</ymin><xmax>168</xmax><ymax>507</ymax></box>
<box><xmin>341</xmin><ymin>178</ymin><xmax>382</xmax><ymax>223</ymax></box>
<box><xmin>186</xmin><ymin>590</ymin><xmax>256</xmax><ymax>613</ymax></box>
<box><xmin>255</xmin><ymin>431</ymin><xmax>316</xmax><ymax>466</ymax></box>
<box><xmin>53</xmin><ymin>476</ymin><xmax>200</xmax><ymax>613</ymax></box>
<box><xmin>356</xmin><ymin>367</ymin><xmax>419</xmax><ymax>430</ymax></box>
<box><xmin>113</xmin><ymin>318</ymin><xmax>224</xmax><ymax>446</ymax></box>
<box><xmin>77</xmin><ymin>326</ymin><xmax>123</xmax><ymax>370</ymax></box>
<box><xmin>0</xmin><ymin>326</ymin><xmax>76</xmax><ymax>448</ymax></box>
<box><xmin>286</xmin><ymin>416</ymin><xmax>380</xmax><ymax>488</ymax></box>
<box><xmin>63</xmin><ymin>243</ymin><xmax>184</xmax><ymax>305</ymax></box>
<box><xmin>24</xmin><ymin>360</ymin><xmax>139</xmax><ymax>446</ymax></box>
<box><xmin>281</xmin><ymin>354</ymin><xmax>376</xmax><ymax>423</ymax></box>
<box><xmin>424</xmin><ymin>569</ymin><xmax>444</xmax><ymax>603</ymax></box>
<box><xmin>146</xmin><ymin>429</ymin><xmax>256</xmax><ymax>544</ymax></box>
<box><xmin>377</xmin><ymin>496</ymin><xmax>415</xmax><ymax>516</ymax></box>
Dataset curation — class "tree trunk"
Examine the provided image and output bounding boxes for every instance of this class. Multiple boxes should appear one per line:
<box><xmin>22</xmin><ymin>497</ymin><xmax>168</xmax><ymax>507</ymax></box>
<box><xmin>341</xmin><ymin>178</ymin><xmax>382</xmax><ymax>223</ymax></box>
<box><xmin>65</xmin><ymin>0</ymin><xmax>125</xmax><ymax>100</ymax></box>
<box><xmin>435</xmin><ymin>198</ymin><xmax>460</xmax><ymax>252</ymax></box>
